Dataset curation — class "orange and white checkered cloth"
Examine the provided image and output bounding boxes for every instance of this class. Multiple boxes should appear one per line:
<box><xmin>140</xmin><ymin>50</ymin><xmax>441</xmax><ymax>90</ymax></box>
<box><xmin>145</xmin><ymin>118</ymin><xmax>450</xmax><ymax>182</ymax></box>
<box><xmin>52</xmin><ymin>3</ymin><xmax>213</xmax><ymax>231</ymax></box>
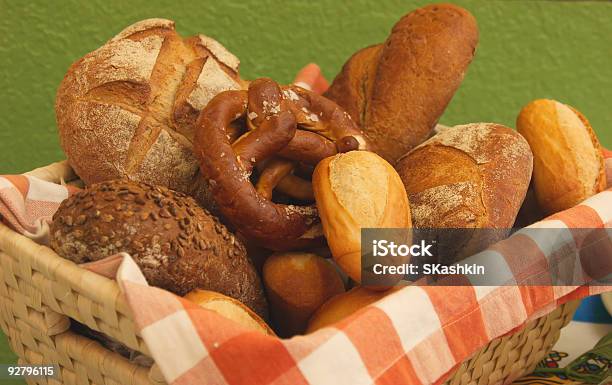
<box><xmin>0</xmin><ymin>174</ymin><xmax>80</xmax><ymax>244</ymax></box>
<box><xmin>1</xmin><ymin>65</ymin><xmax>611</xmax><ymax>385</ymax></box>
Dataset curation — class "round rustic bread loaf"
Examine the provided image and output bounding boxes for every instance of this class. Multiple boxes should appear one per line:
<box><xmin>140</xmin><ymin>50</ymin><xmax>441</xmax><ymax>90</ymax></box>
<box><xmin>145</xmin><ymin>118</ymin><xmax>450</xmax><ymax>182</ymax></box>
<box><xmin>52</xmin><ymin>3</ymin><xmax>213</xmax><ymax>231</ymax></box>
<box><xmin>49</xmin><ymin>180</ymin><xmax>267</xmax><ymax>318</ymax></box>
<box><xmin>55</xmin><ymin>18</ymin><xmax>245</xmax><ymax>208</ymax></box>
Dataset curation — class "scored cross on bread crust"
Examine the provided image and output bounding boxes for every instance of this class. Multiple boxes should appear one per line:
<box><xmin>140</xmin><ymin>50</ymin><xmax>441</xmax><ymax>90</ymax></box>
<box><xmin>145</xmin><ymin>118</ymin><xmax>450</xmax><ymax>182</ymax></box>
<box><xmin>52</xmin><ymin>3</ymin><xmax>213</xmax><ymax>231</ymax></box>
<box><xmin>55</xmin><ymin>19</ymin><xmax>245</xmax><ymax>208</ymax></box>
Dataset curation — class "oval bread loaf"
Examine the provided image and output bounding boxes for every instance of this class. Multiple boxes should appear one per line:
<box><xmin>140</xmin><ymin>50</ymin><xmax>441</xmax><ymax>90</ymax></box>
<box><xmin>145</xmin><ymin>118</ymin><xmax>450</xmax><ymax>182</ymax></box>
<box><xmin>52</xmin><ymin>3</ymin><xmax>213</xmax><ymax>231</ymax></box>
<box><xmin>396</xmin><ymin>123</ymin><xmax>533</xmax><ymax>260</ymax></box>
<box><xmin>55</xmin><ymin>18</ymin><xmax>245</xmax><ymax>208</ymax></box>
<box><xmin>185</xmin><ymin>289</ymin><xmax>275</xmax><ymax>336</ymax></box>
<box><xmin>325</xmin><ymin>4</ymin><xmax>479</xmax><ymax>163</ymax></box>
<box><xmin>312</xmin><ymin>151</ymin><xmax>411</xmax><ymax>283</ymax></box>
<box><xmin>50</xmin><ymin>180</ymin><xmax>268</xmax><ymax>319</ymax></box>
<box><xmin>517</xmin><ymin>99</ymin><xmax>606</xmax><ymax>215</ymax></box>
<box><xmin>263</xmin><ymin>252</ymin><xmax>345</xmax><ymax>337</ymax></box>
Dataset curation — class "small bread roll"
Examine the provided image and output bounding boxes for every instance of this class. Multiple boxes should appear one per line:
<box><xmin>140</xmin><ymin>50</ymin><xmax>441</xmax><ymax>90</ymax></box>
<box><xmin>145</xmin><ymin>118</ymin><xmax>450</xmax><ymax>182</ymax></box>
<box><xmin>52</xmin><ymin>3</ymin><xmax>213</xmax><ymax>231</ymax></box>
<box><xmin>517</xmin><ymin>99</ymin><xmax>606</xmax><ymax>215</ymax></box>
<box><xmin>312</xmin><ymin>151</ymin><xmax>412</xmax><ymax>283</ymax></box>
<box><xmin>185</xmin><ymin>290</ymin><xmax>275</xmax><ymax>336</ymax></box>
<box><xmin>263</xmin><ymin>252</ymin><xmax>345</xmax><ymax>337</ymax></box>
<box><xmin>307</xmin><ymin>286</ymin><xmax>401</xmax><ymax>333</ymax></box>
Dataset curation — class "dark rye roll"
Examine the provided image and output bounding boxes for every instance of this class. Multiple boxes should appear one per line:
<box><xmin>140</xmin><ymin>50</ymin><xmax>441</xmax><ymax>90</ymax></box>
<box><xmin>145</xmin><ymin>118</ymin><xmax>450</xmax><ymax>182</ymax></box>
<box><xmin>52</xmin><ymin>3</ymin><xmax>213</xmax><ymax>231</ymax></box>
<box><xmin>49</xmin><ymin>179</ymin><xmax>268</xmax><ymax>319</ymax></box>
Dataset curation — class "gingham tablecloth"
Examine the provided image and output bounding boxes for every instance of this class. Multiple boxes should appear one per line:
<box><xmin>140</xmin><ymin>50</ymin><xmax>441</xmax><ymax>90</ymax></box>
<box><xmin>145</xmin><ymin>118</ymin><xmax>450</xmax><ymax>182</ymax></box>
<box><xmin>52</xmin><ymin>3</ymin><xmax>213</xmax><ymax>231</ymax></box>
<box><xmin>1</xmin><ymin>66</ymin><xmax>611</xmax><ymax>385</ymax></box>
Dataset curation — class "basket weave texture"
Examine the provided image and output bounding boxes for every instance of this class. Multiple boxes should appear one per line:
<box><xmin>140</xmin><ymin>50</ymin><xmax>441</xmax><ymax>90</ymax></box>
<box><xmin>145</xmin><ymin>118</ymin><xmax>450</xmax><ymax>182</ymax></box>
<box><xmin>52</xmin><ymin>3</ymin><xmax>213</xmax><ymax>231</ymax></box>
<box><xmin>0</xmin><ymin>161</ymin><xmax>578</xmax><ymax>385</ymax></box>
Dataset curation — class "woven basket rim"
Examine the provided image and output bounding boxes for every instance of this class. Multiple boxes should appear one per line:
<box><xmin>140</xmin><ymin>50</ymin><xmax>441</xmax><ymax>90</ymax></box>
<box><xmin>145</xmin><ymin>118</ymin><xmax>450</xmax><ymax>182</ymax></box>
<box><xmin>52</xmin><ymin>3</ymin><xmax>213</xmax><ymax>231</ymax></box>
<box><xmin>0</xmin><ymin>160</ymin><xmax>581</xmax><ymax>385</ymax></box>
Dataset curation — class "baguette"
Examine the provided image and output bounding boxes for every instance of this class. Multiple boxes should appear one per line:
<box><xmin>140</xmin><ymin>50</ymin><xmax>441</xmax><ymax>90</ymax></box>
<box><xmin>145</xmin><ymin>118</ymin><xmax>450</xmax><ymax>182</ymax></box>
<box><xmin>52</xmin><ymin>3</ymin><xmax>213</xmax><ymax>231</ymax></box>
<box><xmin>325</xmin><ymin>4</ymin><xmax>479</xmax><ymax>163</ymax></box>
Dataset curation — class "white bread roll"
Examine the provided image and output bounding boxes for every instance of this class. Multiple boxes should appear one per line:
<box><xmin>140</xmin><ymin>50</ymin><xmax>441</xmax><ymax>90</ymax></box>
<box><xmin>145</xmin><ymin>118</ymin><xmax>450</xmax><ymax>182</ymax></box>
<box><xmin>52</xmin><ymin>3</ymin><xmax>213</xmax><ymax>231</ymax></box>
<box><xmin>517</xmin><ymin>99</ymin><xmax>606</xmax><ymax>215</ymax></box>
<box><xmin>312</xmin><ymin>151</ymin><xmax>411</xmax><ymax>284</ymax></box>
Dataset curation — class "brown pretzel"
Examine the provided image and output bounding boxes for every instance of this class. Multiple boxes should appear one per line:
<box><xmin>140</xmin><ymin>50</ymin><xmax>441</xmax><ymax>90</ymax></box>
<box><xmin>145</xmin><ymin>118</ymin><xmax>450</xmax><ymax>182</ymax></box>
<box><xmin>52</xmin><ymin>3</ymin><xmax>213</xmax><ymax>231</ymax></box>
<box><xmin>277</xmin><ymin>174</ymin><xmax>314</xmax><ymax>201</ymax></box>
<box><xmin>255</xmin><ymin>158</ymin><xmax>316</xmax><ymax>201</ymax></box>
<box><xmin>256</xmin><ymin>158</ymin><xmax>295</xmax><ymax>200</ymax></box>
<box><xmin>194</xmin><ymin>78</ymin><xmax>367</xmax><ymax>250</ymax></box>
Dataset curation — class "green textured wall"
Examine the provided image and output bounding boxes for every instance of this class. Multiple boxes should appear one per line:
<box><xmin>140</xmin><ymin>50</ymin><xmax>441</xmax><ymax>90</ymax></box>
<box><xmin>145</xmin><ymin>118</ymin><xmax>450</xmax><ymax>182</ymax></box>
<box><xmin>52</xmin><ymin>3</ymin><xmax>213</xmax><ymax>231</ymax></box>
<box><xmin>0</xmin><ymin>0</ymin><xmax>610</xmax><ymax>380</ymax></box>
<box><xmin>0</xmin><ymin>0</ymin><xmax>611</xmax><ymax>176</ymax></box>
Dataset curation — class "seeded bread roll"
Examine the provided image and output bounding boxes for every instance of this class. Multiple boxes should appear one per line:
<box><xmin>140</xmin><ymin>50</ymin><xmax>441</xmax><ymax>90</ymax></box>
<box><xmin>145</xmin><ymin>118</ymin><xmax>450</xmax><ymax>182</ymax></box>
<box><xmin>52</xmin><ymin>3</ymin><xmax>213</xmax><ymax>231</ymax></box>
<box><xmin>517</xmin><ymin>99</ymin><xmax>606</xmax><ymax>215</ymax></box>
<box><xmin>49</xmin><ymin>180</ymin><xmax>267</xmax><ymax>319</ymax></box>
<box><xmin>396</xmin><ymin>123</ymin><xmax>533</xmax><ymax>260</ymax></box>
<box><xmin>55</xmin><ymin>19</ymin><xmax>246</xmax><ymax>208</ymax></box>
<box><xmin>325</xmin><ymin>4</ymin><xmax>479</xmax><ymax>163</ymax></box>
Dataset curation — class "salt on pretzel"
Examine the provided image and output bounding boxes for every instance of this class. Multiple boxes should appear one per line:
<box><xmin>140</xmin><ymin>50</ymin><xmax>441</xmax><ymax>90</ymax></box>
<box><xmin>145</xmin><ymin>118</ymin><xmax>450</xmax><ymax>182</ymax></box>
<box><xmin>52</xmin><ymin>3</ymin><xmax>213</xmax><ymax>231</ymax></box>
<box><xmin>194</xmin><ymin>78</ymin><xmax>366</xmax><ymax>250</ymax></box>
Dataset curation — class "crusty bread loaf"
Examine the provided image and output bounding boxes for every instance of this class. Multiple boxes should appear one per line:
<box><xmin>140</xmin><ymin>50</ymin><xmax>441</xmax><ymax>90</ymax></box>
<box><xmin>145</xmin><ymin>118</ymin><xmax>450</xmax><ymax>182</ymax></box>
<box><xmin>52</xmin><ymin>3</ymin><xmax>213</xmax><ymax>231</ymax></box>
<box><xmin>49</xmin><ymin>180</ymin><xmax>268</xmax><ymax>319</ymax></box>
<box><xmin>396</xmin><ymin>123</ymin><xmax>533</xmax><ymax>260</ymax></box>
<box><xmin>263</xmin><ymin>252</ymin><xmax>345</xmax><ymax>337</ymax></box>
<box><xmin>517</xmin><ymin>99</ymin><xmax>606</xmax><ymax>215</ymax></box>
<box><xmin>325</xmin><ymin>4</ymin><xmax>479</xmax><ymax>163</ymax></box>
<box><xmin>306</xmin><ymin>286</ymin><xmax>401</xmax><ymax>333</ymax></box>
<box><xmin>55</xmin><ymin>19</ymin><xmax>245</xmax><ymax>208</ymax></box>
<box><xmin>185</xmin><ymin>289</ymin><xmax>275</xmax><ymax>335</ymax></box>
<box><xmin>312</xmin><ymin>151</ymin><xmax>411</xmax><ymax>283</ymax></box>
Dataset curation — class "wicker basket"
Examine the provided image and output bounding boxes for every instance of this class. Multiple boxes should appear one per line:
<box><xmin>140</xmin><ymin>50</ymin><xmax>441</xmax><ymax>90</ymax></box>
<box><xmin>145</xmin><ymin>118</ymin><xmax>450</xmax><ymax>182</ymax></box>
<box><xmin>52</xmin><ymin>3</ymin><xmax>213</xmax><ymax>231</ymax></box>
<box><xmin>0</xmin><ymin>161</ymin><xmax>579</xmax><ymax>385</ymax></box>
